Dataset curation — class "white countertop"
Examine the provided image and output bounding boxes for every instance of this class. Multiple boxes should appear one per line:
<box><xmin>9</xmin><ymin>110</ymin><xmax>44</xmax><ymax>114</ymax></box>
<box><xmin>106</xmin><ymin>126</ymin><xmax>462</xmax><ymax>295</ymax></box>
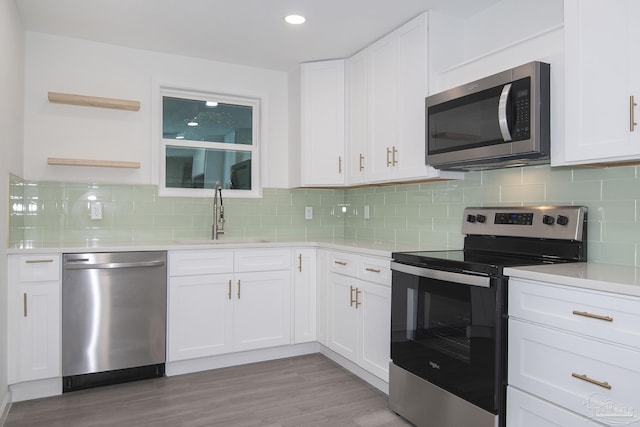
<box><xmin>505</xmin><ymin>263</ymin><xmax>640</xmax><ymax>298</ymax></box>
<box><xmin>5</xmin><ymin>238</ymin><xmax>421</xmax><ymax>259</ymax></box>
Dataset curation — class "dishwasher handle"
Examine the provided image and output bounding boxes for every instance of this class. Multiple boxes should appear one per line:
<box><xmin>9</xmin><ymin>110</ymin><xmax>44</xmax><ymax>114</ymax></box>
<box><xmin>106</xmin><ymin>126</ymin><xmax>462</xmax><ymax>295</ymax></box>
<box><xmin>65</xmin><ymin>260</ymin><xmax>166</xmax><ymax>270</ymax></box>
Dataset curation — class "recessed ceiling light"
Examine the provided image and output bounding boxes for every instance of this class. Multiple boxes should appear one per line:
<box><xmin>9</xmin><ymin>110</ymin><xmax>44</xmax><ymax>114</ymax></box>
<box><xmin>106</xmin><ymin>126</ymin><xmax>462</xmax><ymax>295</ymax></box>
<box><xmin>205</xmin><ymin>101</ymin><xmax>218</xmax><ymax>107</ymax></box>
<box><xmin>285</xmin><ymin>14</ymin><xmax>306</xmax><ymax>25</ymax></box>
<box><xmin>176</xmin><ymin>135</ymin><xmax>185</xmax><ymax>139</ymax></box>
<box><xmin>187</xmin><ymin>119</ymin><xmax>198</xmax><ymax>127</ymax></box>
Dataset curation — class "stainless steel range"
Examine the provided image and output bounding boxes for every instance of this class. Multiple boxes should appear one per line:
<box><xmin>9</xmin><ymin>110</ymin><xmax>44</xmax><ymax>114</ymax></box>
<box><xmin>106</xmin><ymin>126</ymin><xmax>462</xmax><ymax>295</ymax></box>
<box><xmin>389</xmin><ymin>206</ymin><xmax>588</xmax><ymax>427</ymax></box>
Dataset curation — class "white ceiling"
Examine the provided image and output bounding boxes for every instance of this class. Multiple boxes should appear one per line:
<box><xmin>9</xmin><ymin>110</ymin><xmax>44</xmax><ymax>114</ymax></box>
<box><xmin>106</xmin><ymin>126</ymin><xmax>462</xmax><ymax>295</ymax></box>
<box><xmin>15</xmin><ymin>0</ymin><xmax>500</xmax><ymax>72</ymax></box>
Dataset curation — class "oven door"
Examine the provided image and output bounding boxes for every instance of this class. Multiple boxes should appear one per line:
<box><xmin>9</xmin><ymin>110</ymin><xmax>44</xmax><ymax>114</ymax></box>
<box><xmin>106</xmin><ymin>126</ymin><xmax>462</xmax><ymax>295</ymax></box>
<box><xmin>390</xmin><ymin>261</ymin><xmax>506</xmax><ymax>414</ymax></box>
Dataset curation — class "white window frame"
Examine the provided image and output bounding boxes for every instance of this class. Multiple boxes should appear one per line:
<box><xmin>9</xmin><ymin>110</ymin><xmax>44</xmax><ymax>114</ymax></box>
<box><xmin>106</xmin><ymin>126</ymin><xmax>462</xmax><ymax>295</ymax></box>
<box><xmin>158</xmin><ymin>86</ymin><xmax>261</xmax><ymax>198</ymax></box>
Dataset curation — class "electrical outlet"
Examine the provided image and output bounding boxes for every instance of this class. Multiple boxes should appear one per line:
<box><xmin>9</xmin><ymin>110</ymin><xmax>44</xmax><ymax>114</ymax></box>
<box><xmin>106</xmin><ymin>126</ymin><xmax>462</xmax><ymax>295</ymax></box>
<box><xmin>305</xmin><ymin>206</ymin><xmax>313</xmax><ymax>220</ymax></box>
<box><xmin>90</xmin><ymin>202</ymin><xmax>103</xmax><ymax>220</ymax></box>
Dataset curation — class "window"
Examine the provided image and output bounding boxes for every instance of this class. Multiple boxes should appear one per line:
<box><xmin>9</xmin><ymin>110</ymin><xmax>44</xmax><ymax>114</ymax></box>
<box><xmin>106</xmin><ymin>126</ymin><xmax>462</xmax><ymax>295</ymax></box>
<box><xmin>159</xmin><ymin>87</ymin><xmax>260</xmax><ymax>197</ymax></box>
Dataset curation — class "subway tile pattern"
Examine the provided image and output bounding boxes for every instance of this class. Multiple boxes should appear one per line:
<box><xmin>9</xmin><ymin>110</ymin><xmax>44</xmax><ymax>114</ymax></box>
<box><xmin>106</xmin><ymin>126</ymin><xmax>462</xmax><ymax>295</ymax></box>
<box><xmin>8</xmin><ymin>176</ymin><xmax>344</xmax><ymax>245</ymax></box>
<box><xmin>8</xmin><ymin>163</ymin><xmax>640</xmax><ymax>266</ymax></box>
<box><xmin>343</xmin><ymin>165</ymin><xmax>640</xmax><ymax>265</ymax></box>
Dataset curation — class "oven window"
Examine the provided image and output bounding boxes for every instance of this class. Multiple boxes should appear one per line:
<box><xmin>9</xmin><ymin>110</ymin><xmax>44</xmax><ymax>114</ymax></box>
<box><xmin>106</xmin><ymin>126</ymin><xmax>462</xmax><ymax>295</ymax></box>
<box><xmin>391</xmin><ymin>269</ymin><xmax>502</xmax><ymax>413</ymax></box>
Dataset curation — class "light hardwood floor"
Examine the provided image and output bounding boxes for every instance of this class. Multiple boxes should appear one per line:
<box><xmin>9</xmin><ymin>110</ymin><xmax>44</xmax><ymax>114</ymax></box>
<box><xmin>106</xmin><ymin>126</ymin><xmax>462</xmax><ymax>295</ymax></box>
<box><xmin>6</xmin><ymin>354</ymin><xmax>411</xmax><ymax>426</ymax></box>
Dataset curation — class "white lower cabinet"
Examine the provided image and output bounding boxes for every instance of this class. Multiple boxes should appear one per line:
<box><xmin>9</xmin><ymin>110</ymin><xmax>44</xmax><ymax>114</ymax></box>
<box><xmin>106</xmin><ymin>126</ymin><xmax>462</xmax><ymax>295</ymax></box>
<box><xmin>293</xmin><ymin>248</ymin><xmax>317</xmax><ymax>343</ymax></box>
<box><xmin>328</xmin><ymin>272</ymin><xmax>358</xmax><ymax>360</ymax></box>
<box><xmin>326</xmin><ymin>251</ymin><xmax>391</xmax><ymax>381</ymax></box>
<box><xmin>168</xmin><ymin>249</ymin><xmax>291</xmax><ymax>362</ymax></box>
<box><xmin>356</xmin><ymin>281</ymin><xmax>391</xmax><ymax>379</ymax></box>
<box><xmin>8</xmin><ymin>254</ymin><xmax>61</xmax><ymax>384</ymax></box>
<box><xmin>507</xmin><ymin>278</ymin><xmax>640</xmax><ymax>426</ymax></box>
<box><xmin>233</xmin><ymin>270</ymin><xmax>291</xmax><ymax>351</ymax></box>
<box><xmin>507</xmin><ymin>386</ymin><xmax>603</xmax><ymax>427</ymax></box>
<box><xmin>168</xmin><ymin>273</ymin><xmax>234</xmax><ymax>360</ymax></box>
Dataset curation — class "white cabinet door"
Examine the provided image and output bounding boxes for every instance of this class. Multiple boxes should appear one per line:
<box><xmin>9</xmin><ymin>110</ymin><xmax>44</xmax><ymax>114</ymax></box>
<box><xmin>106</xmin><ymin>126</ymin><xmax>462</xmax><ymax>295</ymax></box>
<box><xmin>564</xmin><ymin>0</ymin><xmax>640</xmax><ymax>164</ymax></box>
<box><xmin>293</xmin><ymin>249</ymin><xmax>317</xmax><ymax>343</ymax></box>
<box><xmin>347</xmin><ymin>49</ymin><xmax>369</xmax><ymax>185</ymax></box>
<box><xmin>367</xmin><ymin>13</ymin><xmax>437</xmax><ymax>183</ymax></box>
<box><xmin>507</xmin><ymin>386</ymin><xmax>603</xmax><ymax>427</ymax></box>
<box><xmin>8</xmin><ymin>254</ymin><xmax>61</xmax><ymax>384</ymax></box>
<box><xmin>328</xmin><ymin>272</ymin><xmax>358</xmax><ymax>360</ymax></box>
<box><xmin>357</xmin><ymin>281</ymin><xmax>391</xmax><ymax>381</ymax></box>
<box><xmin>395</xmin><ymin>13</ymin><xmax>431</xmax><ymax>181</ymax></box>
<box><xmin>368</xmin><ymin>30</ymin><xmax>398</xmax><ymax>183</ymax></box>
<box><xmin>234</xmin><ymin>270</ymin><xmax>291</xmax><ymax>352</ymax></box>
<box><xmin>301</xmin><ymin>60</ymin><xmax>346</xmax><ymax>186</ymax></box>
<box><xmin>15</xmin><ymin>282</ymin><xmax>61</xmax><ymax>383</ymax></box>
<box><xmin>168</xmin><ymin>274</ymin><xmax>233</xmax><ymax>361</ymax></box>
<box><xmin>316</xmin><ymin>250</ymin><xmax>329</xmax><ymax>346</ymax></box>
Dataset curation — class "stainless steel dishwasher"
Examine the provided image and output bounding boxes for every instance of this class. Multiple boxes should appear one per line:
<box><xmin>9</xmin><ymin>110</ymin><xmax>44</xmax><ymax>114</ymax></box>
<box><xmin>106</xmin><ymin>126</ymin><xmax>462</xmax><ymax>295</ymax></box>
<box><xmin>62</xmin><ymin>251</ymin><xmax>167</xmax><ymax>392</ymax></box>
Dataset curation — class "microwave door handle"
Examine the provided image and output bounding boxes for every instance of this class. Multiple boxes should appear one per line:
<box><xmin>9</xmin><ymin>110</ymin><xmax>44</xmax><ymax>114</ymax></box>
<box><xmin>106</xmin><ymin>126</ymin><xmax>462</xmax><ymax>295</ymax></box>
<box><xmin>498</xmin><ymin>83</ymin><xmax>513</xmax><ymax>142</ymax></box>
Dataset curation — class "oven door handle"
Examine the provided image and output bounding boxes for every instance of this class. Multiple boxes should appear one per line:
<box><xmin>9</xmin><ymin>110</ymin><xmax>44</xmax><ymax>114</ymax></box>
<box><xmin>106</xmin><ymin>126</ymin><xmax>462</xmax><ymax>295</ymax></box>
<box><xmin>391</xmin><ymin>262</ymin><xmax>491</xmax><ymax>288</ymax></box>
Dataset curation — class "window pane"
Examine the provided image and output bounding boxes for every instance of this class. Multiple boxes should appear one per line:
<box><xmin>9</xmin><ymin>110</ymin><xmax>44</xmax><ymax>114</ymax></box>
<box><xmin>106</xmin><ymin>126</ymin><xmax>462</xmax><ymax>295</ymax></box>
<box><xmin>166</xmin><ymin>146</ymin><xmax>252</xmax><ymax>190</ymax></box>
<box><xmin>162</xmin><ymin>97</ymin><xmax>253</xmax><ymax>145</ymax></box>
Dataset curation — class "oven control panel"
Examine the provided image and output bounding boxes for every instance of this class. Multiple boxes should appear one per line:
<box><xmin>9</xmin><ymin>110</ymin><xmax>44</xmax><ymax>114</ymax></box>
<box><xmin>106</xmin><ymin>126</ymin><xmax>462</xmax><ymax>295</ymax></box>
<box><xmin>462</xmin><ymin>206</ymin><xmax>587</xmax><ymax>241</ymax></box>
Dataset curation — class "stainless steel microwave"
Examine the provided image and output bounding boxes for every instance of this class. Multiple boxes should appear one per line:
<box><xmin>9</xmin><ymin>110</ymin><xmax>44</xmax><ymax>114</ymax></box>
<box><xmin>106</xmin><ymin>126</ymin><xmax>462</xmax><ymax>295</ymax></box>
<box><xmin>426</xmin><ymin>61</ymin><xmax>550</xmax><ymax>171</ymax></box>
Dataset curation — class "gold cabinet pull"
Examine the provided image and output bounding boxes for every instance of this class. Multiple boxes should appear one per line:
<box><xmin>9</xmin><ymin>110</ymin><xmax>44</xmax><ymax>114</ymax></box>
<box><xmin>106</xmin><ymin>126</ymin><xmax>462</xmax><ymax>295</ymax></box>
<box><xmin>23</xmin><ymin>293</ymin><xmax>27</xmax><ymax>317</ymax></box>
<box><xmin>334</xmin><ymin>261</ymin><xmax>347</xmax><ymax>266</ymax></box>
<box><xmin>359</xmin><ymin>153</ymin><xmax>364</xmax><ymax>172</ymax></box>
<box><xmin>298</xmin><ymin>254</ymin><xmax>302</xmax><ymax>272</ymax></box>
<box><xmin>228</xmin><ymin>280</ymin><xmax>232</xmax><ymax>300</ymax></box>
<box><xmin>386</xmin><ymin>147</ymin><xmax>392</xmax><ymax>167</ymax></box>
<box><xmin>392</xmin><ymin>146</ymin><xmax>398</xmax><ymax>166</ymax></box>
<box><xmin>572</xmin><ymin>373</ymin><xmax>612</xmax><ymax>390</ymax></box>
<box><xmin>572</xmin><ymin>310</ymin><xmax>613</xmax><ymax>322</ymax></box>
<box><xmin>338</xmin><ymin>156</ymin><xmax>342</xmax><ymax>174</ymax></box>
<box><xmin>350</xmin><ymin>285</ymin><xmax>355</xmax><ymax>307</ymax></box>
<box><xmin>365</xmin><ymin>267</ymin><xmax>381</xmax><ymax>273</ymax></box>
<box><xmin>237</xmin><ymin>280</ymin><xmax>241</xmax><ymax>299</ymax></box>
<box><xmin>25</xmin><ymin>259</ymin><xmax>54</xmax><ymax>264</ymax></box>
<box><xmin>355</xmin><ymin>288</ymin><xmax>362</xmax><ymax>308</ymax></box>
<box><xmin>631</xmin><ymin>95</ymin><xmax>637</xmax><ymax>132</ymax></box>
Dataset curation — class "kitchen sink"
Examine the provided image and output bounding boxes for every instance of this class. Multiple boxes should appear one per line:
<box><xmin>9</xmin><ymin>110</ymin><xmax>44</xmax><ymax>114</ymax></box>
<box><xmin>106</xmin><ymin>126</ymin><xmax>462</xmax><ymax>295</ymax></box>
<box><xmin>174</xmin><ymin>238</ymin><xmax>271</xmax><ymax>245</ymax></box>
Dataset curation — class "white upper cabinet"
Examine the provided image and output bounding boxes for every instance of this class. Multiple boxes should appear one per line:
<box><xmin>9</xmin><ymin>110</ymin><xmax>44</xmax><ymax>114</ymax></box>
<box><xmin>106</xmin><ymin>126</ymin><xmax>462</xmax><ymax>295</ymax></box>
<box><xmin>346</xmin><ymin>49</ymin><xmax>369</xmax><ymax>185</ymax></box>
<box><xmin>563</xmin><ymin>0</ymin><xmax>640</xmax><ymax>165</ymax></box>
<box><xmin>367</xmin><ymin>13</ymin><xmax>455</xmax><ymax>183</ymax></box>
<box><xmin>301</xmin><ymin>13</ymin><xmax>459</xmax><ymax>187</ymax></box>
<box><xmin>301</xmin><ymin>60</ymin><xmax>346</xmax><ymax>186</ymax></box>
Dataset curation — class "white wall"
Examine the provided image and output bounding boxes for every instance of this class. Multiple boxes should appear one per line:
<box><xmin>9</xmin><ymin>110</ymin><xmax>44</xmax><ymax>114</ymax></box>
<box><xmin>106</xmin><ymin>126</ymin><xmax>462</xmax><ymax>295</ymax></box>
<box><xmin>24</xmin><ymin>32</ymin><xmax>290</xmax><ymax>188</ymax></box>
<box><xmin>0</xmin><ymin>0</ymin><xmax>25</xmax><ymax>420</ymax></box>
<box><xmin>430</xmin><ymin>0</ymin><xmax>564</xmax><ymax>91</ymax></box>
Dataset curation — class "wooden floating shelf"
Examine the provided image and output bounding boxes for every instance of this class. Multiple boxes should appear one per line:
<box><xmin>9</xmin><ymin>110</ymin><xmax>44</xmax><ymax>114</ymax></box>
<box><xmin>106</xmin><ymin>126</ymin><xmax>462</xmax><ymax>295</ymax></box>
<box><xmin>47</xmin><ymin>158</ymin><xmax>141</xmax><ymax>169</ymax></box>
<box><xmin>48</xmin><ymin>92</ymin><xmax>140</xmax><ymax>111</ymax></box>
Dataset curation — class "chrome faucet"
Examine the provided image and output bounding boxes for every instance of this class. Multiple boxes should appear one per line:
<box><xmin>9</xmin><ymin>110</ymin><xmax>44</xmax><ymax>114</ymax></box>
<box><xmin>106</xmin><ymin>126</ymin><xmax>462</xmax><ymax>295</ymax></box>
<box><xmin>212</xmin><ymin>182</ymin><xmax>225</xmax><ymax>240</ymax></box>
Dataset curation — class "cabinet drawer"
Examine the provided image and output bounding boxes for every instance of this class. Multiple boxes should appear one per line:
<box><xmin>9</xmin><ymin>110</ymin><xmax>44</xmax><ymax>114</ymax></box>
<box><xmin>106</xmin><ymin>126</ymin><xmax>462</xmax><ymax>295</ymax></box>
<box><xmin>359</xmin><ymin>256</ymin><xmax>390</xmax><ymax>286</ymax></box>
<box><xmin>509</xmin><ymin>320</ymin><xmax>640</xmax><ymax>422</ymax></box>
<box><xmin>507</xmin><ymin>386</ymin><xmax>603</xmax><ymax>427</ymax></box>
<box><xmin>328</xmin><ymin>251</ymin><xmax>359</xmax><ymax>276</ymax></box>
<box><xmin>15</xmin><ymin>254</ymin><xmax>61</xmax><ymax>282</ymax></box>
<box><xmin>509</xmin><ymin>279</ymin><xmax>640</xmax><ymax>349</ymax></box>
<box><xmin>169</xmin><ymin>250</ymin><xmax>233</xmax><ymax>276</ymax></box>
<box><xmin>234</xmin><ymin>248</ymin><xmax>291</xmax><ymax>272</ymax></box>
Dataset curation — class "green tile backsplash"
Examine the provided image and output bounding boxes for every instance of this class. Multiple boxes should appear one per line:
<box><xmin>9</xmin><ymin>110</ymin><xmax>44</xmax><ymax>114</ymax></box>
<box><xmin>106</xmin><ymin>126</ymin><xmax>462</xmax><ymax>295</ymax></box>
<box><xmin>9</xmin><ymin>163</ymin><xmax>640</xmax><ymax>267</ymax></box>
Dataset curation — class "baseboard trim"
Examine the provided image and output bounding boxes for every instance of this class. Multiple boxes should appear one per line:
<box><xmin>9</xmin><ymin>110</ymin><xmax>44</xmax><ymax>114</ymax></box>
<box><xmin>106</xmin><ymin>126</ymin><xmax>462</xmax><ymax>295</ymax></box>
<box><xmin>319</xmin><ymin>345</ymin><xmax>389</xmax><ymax>395</ymax></box>
<box><xmin>165</xmin><ymin>342</ymin><xmax>320</xmax><ymax>377</ymax></box>
<box><xmin>9</xmin><ymin>378</ymin><xmax>62</xmax><ymax>403</ymax></box>
<box><xmin>0</xmin><ymin>392</ymin><xmax>10</xmax><ymax>427</ymax></box>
